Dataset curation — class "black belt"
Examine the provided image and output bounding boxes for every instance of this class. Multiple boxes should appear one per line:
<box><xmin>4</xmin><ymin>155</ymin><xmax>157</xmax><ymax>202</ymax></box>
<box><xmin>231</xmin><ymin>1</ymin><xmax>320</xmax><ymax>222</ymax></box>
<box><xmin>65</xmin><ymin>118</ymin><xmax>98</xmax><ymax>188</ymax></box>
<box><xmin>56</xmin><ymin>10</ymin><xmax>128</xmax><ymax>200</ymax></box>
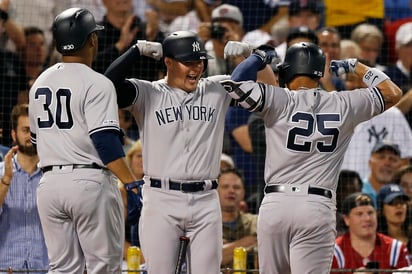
<box><xmin>150</xmin><ymin>178</ymin><xmax>218</xmax><ymax>192</ymax></box>
<box><xmin>41</xmin><ymin>163</ymin><xmax>104</xmax><ymax>173</ymax></box>
<box><xmin>264</xmin><ymin>185</ymin><xmax>332</xmax><ymax>199</ymax></box>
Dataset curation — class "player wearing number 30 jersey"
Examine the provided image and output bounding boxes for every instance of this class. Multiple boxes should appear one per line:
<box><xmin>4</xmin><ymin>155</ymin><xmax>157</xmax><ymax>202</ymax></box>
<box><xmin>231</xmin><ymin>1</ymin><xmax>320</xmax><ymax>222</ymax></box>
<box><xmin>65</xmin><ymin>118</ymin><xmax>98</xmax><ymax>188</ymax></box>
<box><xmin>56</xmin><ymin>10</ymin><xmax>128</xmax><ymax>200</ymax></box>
<box><xmin>29</xmin><ymin>8</ymin><xmax>139</xmax><ymax>274</ymax></box>
<box><xmin>220</xmin><ymin>42</ymin><xmax>402</xmax><ymax>274</ymax></box>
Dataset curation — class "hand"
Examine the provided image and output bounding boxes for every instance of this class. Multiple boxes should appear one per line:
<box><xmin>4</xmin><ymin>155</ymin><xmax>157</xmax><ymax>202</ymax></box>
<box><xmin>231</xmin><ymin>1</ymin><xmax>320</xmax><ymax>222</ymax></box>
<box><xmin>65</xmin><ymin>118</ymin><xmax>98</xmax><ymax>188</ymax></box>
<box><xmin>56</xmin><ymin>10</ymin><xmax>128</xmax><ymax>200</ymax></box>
<box><xmin>136</xmin><ymin>40</ymin><xmax>163</xmax><ymax>61</ymax></box>
<box><xmin>224</xmin><ymin>41</ymin><xmax>252</xmax><ymax>59</ymax></box>
<box><xmin>124</xmin><ymin>180</ymin><xmax>144</xmax><ymax>225</ymax></box>
<box><xmin>329</xmin><ymin>58</ymin><xmax>357</xmax><ymax>77</ymax></box>
<box><xmin>2</xmin><ymin>146</ymin><xmax>17</xmax><ymax>186</ymax></box>
<box><xmin>252</xmin><ymin>44</ymin><xmax>278</xmax><ymax>66</ymax></box>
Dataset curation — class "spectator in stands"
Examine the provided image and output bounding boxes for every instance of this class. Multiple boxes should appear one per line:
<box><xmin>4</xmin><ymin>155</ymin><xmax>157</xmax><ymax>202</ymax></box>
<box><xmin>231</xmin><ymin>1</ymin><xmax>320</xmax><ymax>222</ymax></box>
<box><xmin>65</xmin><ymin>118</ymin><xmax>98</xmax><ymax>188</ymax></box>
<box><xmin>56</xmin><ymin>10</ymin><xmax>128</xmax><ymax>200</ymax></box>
<box><xmin>316</xmin><ymin>26</ymin><xmax>346</xmax><ymax>91</ymax></box>
<box><xmin>274</xmin><ymin>0</ymin><xmax>322</xmax><ymax>62</ymax></box>
<box><xmin>218</xmin><ymin>167</ymin><xmax>257</xmax><ymax>269</ymax></box>
<box><xmin>15</xmin><ymin>26</ymin><xmax>48</xmax><ymax>105</ymax></box>
<box><xmin>168</xmin><ymin>0</ymin><xmax>222</xmax><ymax>34</ymax></box>
<box><xmin>0</xmin><ymin>46</ymin><xmax>27</xmax><ymax>147</ymax></box>
<box><xmin>18</xmin><ymin>26</ymin><xmax>48</xmax><ymax>88</ymax></box>
<box><xmin>351</xmin><ymin>23</ymin><xmax>386</xmax><ymax>71</ymax></box>
<box><xmin>146</xmin><ymin>0</ymin><xmax>192</xmax><ymax>35</ymax></box>
<box><xmin>393</xmin><ymin>165</ymin><xmax>412</xmax><ymax>200</ymax></box>
<box><xmin>0</xmin><ymin>0</ymin><xmax>25</xmax><ymax>50</ymax></box>
<box><xmin>118</xmin><ymin>140</ymin><xmax>144</xmax><ymax>264</ymax></box>
<box><xmin>197</xmin><ymin>3</ymin><xmax>245</xmax><ymax>76</ymax></box>
<box><xmin>336</xmin><ymin>170</ymin><xmax>363</xmax><ymax>236</ymax></box>
<box><xmin>0</xmin><ymin>104</ymin><xmax>48</xmax><ymax>272</ymax></box>
<box><xmin>220</xmin><ymin>153</ymin><xmax>235</xmax><ymax>170</ymax></box>
<box><xmin>340</xmin><ymin>39</ymin><xmax>362</xmax><ymax>60</ymax></box>
<box><xmin>362</xmin><ymin>141</ymin><xmax>403</xmax><ymax>206</ymax></box>
<box><xmin>385</xmin><ymin>22</ymin><xmax>412</xmax><ymax>93</ymax></box>
<box><xmin>93</xmin><ymin>0</ymin><xmax>165</xmax><ymax>80</ymax></box>
<box><xmin>118</xmin><ymin>109</ymin><xmax>136</xmax><ymax>153</ymax></box>
<box><xmin>377</xmin><ymin>184</ymin><xmax>412</xmax><ymax>251</ymax></box>
<box><xmin>8</xmin><ymin>0</ymin><xmax>70</xmax><ymax>49</ymax></box>
<box><xmin>331</xmin><ymin>192</ymin><xmax>409</xmax><ymax>273</ymax></box>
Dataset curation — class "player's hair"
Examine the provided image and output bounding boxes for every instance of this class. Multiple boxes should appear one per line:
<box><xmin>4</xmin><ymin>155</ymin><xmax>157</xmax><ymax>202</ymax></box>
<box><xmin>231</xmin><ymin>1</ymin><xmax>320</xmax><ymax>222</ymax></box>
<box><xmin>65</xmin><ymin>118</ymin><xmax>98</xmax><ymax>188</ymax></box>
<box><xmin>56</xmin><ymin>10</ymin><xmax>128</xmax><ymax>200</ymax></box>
<box><xmin>218</xmin><ymin>167</ymin><xmax>245</xmax><ymax>184</ymax></box>
<box><xmin>11</xmin><ymin>104</ymin><xmax>29</xmax><ymax>130</ymax></box>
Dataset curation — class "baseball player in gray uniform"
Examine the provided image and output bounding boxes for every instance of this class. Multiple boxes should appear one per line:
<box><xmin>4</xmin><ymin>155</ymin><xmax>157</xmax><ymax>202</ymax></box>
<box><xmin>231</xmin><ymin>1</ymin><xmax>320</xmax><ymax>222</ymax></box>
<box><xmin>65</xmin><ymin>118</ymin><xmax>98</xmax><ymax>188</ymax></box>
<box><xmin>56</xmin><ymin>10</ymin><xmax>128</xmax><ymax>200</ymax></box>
<box><xmin>221</xmin><ymin>42</ymin><xmax>402</xmax><ymax>274</ymax></box>
<box><xmin>29</xmin><ymin>8</ymin><xmax>139</xmax><ymax>274</ymax></box>
<box><xmin>104</xmin><ymin>31</ymin><xmax>276</xmax><ymax>273</ymax></box>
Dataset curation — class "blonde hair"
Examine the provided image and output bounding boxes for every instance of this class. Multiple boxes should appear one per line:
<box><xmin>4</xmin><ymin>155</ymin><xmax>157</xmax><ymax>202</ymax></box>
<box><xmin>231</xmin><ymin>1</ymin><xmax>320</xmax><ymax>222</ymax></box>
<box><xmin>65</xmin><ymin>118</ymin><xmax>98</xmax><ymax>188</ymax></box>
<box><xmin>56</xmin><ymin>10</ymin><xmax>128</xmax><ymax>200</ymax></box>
<box><xmin>126</xmin><ymin>139</ymin><xmax>142</xmax><ymax>166</ymax></box>
<box><xmin>350</xmin><ymin>23</ymin><xmax>384</xmax><ymax>46</ymax></box>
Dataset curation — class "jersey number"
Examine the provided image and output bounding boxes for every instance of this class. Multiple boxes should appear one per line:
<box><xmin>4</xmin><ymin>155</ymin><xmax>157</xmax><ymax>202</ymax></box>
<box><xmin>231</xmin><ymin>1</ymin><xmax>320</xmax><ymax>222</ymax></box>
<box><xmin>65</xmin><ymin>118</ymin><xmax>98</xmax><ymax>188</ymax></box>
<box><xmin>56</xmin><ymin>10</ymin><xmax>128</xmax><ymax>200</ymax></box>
<box><xmin>287</xmin><ymin>112</ymin><xmax>340</xmax><ymax>152</ymax></box>
<box><xmin>35</xmin><ymin>87</ymin><xmax>73</xmax><ymax>129</ymax></box>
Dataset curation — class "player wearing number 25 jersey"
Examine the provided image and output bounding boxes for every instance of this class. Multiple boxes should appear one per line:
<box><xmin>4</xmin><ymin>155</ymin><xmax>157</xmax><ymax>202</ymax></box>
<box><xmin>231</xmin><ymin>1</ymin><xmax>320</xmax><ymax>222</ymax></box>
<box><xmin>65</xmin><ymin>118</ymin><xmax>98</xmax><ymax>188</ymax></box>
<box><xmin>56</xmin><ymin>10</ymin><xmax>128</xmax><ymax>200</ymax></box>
<box><xmin>221</xmin><ymin>42</ymin><xmax>402</xmax><ymax>274</ymax></box>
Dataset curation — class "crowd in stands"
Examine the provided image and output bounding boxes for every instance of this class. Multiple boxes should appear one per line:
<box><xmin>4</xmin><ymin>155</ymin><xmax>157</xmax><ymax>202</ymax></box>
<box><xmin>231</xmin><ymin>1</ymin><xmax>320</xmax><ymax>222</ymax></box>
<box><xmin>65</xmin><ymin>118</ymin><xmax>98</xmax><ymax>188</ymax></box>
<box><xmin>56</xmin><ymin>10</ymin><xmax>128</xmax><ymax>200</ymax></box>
<box><xmin>3</xmin><ymin>0</ymin><xmax>412</xmax><ymax>272</ymax></box>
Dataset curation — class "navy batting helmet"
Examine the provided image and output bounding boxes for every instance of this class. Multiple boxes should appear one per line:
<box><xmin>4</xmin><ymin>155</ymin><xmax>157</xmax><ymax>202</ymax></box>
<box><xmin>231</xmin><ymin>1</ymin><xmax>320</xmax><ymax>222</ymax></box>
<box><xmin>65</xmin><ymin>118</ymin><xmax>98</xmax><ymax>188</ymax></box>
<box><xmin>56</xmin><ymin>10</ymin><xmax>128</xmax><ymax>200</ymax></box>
<box><xmin>277</xmin><ymin>42</ymin><xmax>325</xmax><ymax>87</ymax></box>
<box><xmin>163</xmin><ymin>31</ymin><xmax>213</xmax><ymax>62</ymax></box>
<box><xmin>52</xmin><ymin>8</ymin><xmax>104</xmax><ymax>54</ymax></box>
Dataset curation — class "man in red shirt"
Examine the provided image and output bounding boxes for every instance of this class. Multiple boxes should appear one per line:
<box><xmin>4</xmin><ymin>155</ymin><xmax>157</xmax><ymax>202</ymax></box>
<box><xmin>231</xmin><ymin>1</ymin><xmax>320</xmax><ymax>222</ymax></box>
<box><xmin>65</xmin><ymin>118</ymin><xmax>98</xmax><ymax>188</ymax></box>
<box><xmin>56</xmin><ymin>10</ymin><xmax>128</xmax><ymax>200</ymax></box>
<box><xmin>331</xmin><ymin>192</ymin><xmax>410</xmax><ymax>273</ymax></box>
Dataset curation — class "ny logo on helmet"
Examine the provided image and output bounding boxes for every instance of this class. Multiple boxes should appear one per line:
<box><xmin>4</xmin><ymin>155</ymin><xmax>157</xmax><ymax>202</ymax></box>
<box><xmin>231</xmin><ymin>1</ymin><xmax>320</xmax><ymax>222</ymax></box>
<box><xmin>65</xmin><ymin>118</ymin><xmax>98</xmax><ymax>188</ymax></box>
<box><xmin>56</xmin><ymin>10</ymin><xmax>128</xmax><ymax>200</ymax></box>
<box><xmin>192</xmin><ymin>41</ymin><xmax>200</xmax><ymax>52</ymax></box>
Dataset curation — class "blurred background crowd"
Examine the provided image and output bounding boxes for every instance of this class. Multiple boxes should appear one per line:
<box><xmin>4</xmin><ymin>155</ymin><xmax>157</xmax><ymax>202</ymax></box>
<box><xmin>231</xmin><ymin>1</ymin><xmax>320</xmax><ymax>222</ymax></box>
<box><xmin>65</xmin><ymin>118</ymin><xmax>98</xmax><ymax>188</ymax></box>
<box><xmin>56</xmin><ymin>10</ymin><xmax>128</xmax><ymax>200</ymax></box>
<box><xmin>3</xmin><ymin>0</ymin><xmax>412</xmax><ymax>272</ymax></box>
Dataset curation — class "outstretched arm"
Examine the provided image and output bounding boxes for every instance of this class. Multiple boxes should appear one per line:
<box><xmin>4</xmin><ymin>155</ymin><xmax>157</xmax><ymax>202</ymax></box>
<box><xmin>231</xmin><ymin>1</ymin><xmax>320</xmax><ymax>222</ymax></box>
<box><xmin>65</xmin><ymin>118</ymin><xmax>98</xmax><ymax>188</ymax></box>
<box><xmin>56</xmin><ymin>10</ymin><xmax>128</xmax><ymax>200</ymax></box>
<box><xmin>330</xmin><ymin>59</ymin><xmax>402</xmax><ymax>110</ymax></box>
<box><xmin>104</xmin><ymin>41</ymin><xmax>163</xmax><ymax>108</ymax></box>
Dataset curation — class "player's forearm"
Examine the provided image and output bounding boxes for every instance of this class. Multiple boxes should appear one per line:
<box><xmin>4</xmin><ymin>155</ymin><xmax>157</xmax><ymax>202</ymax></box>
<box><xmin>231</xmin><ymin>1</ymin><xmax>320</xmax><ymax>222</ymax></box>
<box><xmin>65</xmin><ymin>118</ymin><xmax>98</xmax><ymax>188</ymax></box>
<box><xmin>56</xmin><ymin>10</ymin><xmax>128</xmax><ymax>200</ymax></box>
<box><xmin>107</xmin><ymin>158</ymin><xmax>136</xmax><ymax>184</ymax></box>
<box><xmin>355</xmin><ymin>62</ymin><xmax>402</xmax><ymax>110</ymax></box>
<box><xmin>221</xmin><ymin>236</ymin><xmax>257</xmax><ymax>266</ymax></box>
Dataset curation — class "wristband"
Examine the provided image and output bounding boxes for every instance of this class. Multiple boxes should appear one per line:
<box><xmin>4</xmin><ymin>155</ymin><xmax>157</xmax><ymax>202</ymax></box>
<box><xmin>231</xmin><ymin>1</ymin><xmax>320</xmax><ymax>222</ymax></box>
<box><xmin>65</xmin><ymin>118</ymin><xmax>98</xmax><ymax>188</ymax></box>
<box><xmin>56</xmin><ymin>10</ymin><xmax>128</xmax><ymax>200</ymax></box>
<box><xmin>0</xmin><ymin>9</ymin><xmax>8</xmax><ymax>22</ymax></box>
<box><xmin>362</xmin><ymin>68</ymin><xmax>389</xmax><ymax>87</ymax></box>
<box><xmin>1</xmin><ymin>177</ymin><xmax>10</xmax><ymax>186</ymax></box>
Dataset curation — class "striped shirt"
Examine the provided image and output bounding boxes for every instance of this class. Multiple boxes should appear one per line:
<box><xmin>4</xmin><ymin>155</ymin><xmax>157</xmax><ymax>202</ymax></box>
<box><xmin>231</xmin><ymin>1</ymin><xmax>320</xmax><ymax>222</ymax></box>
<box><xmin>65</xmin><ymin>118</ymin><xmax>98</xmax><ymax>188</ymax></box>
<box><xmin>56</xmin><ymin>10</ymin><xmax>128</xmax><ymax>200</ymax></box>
<box><xmin>331</xmin><ymin>232</ymin><xmax>409</xmax><ymax>273</ymax></box>
<box><xmin>0</xmin><ymin>155</ymin><xmax>48</xmax><ymax>271</ymax></box>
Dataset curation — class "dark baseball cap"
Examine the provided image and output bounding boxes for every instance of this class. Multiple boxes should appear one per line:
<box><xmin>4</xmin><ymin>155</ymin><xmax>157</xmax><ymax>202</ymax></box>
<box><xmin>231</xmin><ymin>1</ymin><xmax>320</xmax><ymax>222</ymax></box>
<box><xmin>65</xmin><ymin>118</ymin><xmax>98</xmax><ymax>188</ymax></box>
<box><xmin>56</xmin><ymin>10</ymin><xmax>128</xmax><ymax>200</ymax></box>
<box><xmin>288</xmin><ymin>0</ymin><xmax>320</xmax><ymax>16</ymax></box>
<box><xmin>377</xmin><ymin>184</ymin><xmax>409</xmax><ymax>209</ymax></box>
<box><xmin>342</xmin><ymin>192</ymin><xmax>374</xmax><ymax>215</ymax></box>
<box><xmin>371</xmin><ymin>140</ymin><xmax>400</xmax><ymax>156</ymax></box>
<box><xmin>286</xmin><ymin>26</ymin><xmax>318</xmax><ymax>45</ymax></box>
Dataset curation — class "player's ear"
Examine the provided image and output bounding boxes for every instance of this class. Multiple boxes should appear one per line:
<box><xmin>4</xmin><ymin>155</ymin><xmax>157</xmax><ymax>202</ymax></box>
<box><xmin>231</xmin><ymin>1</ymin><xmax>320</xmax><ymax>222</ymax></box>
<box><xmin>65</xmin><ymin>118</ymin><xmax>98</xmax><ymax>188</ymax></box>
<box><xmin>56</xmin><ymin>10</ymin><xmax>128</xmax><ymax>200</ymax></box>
<box><xmin>164</xmin><ymin>57</ymin><xmax>172</xmax><ymax>68</ymax></box>
<box><xmin>88</xmin><ymin>32</ymin><xmax>98</xmax><ymax>49</ymax></box>
<box><xmin>10</xmin><ymin>129</ymin><xmax>17</xmax><ymax>145</ymax></box>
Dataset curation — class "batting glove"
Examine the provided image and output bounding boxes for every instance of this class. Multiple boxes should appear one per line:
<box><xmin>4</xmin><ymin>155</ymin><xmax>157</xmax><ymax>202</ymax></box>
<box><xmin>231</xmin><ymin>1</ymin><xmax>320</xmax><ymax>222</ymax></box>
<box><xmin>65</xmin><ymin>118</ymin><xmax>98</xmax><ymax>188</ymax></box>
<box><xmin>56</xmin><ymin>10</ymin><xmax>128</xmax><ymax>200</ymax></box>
<box><xmin>125</xmin><ymin>180</ymin><xmax>144</xmax><ymax>226</ymax></box>
<box><xmin>224</xmin><ymin>41</ymin><xmax>252</xmax><ymax>59</ymax></box>
<box><xmin>329</xmin><ymin>58</ymin><xmax>358</xmax><ymax>77</ymax></box>
<box><xmin>136</xmin><ymin>40</ymin><xmax>163</xmax><ymax>61</ymax></box>
<box><xmin>252</xmin><ymin>44</ymin><xmax>279</xmax><ymax>70</ymax></box>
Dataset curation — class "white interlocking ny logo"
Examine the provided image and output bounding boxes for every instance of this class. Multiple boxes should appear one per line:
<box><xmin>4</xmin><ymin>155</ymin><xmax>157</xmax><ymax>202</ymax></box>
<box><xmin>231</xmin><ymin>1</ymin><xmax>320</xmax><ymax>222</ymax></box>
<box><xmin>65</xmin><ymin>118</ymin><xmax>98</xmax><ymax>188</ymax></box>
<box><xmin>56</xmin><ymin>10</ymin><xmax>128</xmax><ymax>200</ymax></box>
<box><xmin>192</xmin><ymin>42</ymin><xmax>200</xmax><ymax>52</ymax></box>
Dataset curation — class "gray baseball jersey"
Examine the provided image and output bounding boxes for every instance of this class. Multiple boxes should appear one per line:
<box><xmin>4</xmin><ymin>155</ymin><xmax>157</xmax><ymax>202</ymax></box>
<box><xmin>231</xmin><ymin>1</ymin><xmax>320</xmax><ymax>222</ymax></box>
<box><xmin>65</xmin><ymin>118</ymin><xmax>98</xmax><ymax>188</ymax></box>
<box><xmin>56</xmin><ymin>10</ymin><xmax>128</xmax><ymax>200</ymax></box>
<box><xmin>126</xmin><ymin>75</ymin><xmax>232</xmax><ymax>180</ymax></box>
<box><xmin>261</xmin><ymin>86</ymin><xmax>384</xmax><ymax>192</ymax></box>
<box><xmin>124</xmin><ymin>74</ymin><xmax>232</xmax><ymax>274</ymax></box>
<box><xmin>255</xmin><ymin>84</ymin><xmax>384</xmax><ymax>274</ymax></box>
<box><xmin>29</xmin><ymin>62</ymin><xmax>124</xmax><ymax>273</ymax></box>
<box><xmin>29</xmin><ymin>63</ymin><xmax>120</xmax><ymax>167</ymax></box>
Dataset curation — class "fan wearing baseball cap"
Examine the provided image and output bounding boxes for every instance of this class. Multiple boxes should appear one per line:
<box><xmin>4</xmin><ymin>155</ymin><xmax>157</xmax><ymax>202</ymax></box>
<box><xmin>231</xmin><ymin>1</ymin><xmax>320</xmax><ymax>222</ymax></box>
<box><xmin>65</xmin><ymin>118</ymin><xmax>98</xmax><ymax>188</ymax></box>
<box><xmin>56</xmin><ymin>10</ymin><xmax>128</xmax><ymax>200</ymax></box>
<box><xmin>385</xmin><ymin>21</ymin><xmax>412</xmax><ymax>95</ymax></box>
<box><xmin>361</xmin><ymin>140</ymin><xmax>402</xmax><ymax>206</ymax></box>
<box><xmin>331</xmin><ymin>192</ymin><xmax>409</xmax><ymax>273</ymax></box>
<box><xmin>376</xmin><ymin>184</ymin><xmax>412</xmax><ymax>250</ymax></box>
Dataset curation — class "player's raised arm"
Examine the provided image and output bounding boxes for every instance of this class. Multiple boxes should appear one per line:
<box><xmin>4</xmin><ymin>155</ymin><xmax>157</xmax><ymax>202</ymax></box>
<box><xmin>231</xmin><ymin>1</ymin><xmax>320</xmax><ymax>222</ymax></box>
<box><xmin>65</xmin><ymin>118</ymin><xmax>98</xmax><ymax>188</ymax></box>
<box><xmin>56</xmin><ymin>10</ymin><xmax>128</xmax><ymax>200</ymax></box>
<box><xmin>329</xmin><ymin>58</ymin><xmax>402</xmax><ymax>110</ymax></box>
<box><xmin>104</xmin><ymin>40</ymin><xmax>163</xmax><ymax>108</ymax></box>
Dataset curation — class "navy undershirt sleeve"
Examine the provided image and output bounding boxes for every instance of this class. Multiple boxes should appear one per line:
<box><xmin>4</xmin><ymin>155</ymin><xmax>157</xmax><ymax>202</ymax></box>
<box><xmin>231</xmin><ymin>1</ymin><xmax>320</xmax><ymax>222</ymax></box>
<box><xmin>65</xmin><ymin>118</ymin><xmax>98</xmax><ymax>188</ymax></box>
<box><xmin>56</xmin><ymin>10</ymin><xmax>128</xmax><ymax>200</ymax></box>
<box><xmin>231</xmin><ymin>55</ymin><xmax>264</xmax><ymax>82</ymax></box>
<box><xmin>90</xmin><ymin>130</ymin><xmax>125</xmax><ymax>165</ymax></box>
